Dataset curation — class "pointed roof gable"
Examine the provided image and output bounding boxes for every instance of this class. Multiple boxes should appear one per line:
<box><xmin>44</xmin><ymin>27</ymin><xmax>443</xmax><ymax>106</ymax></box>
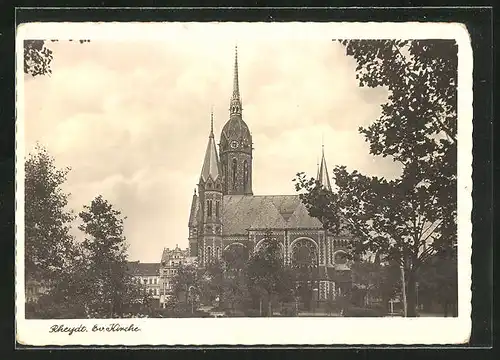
<box><xmin>200</xmin><ymin>112</ymin><xmax>221</xmax><ymax>182</ymax></box>
<box><xmin>286</xmin><ymin>201</ymin><xmax>323</xmax><ymax>229</ymax></box>
<box><xmin>249</xmin><ymin>197</ymin><xmax>288</xmax><ymax>230</ymax></box>
<box><xmin>188</xmin><ymin>189</ymin><xmax>199</xmax><ymax>227</ymax></box>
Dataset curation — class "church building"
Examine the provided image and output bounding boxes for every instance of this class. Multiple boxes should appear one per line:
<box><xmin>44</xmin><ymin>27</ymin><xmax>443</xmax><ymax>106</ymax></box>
<box><xmin>187</xmin><ymin>48</ymin><xmax>353</xmax><ymax>300</ymax></box>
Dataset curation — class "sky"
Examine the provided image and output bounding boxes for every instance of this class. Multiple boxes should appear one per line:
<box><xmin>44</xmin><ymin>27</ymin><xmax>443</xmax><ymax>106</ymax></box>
<box><xmin>22</xmin><ymin>27</ymin><xmax>402</xmax><ymax>262</ymax></box>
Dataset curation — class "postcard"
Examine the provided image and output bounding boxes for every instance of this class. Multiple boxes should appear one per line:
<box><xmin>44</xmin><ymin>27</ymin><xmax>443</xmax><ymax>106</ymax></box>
<box><xmin>16</xmin><ymin>21</ymin><xmax>472</xmax><ymax>346</ymax></box>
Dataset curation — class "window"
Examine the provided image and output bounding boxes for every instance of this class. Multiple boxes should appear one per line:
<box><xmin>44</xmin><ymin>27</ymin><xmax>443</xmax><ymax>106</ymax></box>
<box><xmin>207</xmin><ymin>200</ymin><xmax>213</xmax><ymax>217</ymax></box>
<box><xmin>207</xmin><ymin>246</ymin><xmax>212</xmax><ymax>263</ymax></box>
<box><xmin>149</xmin><ymin>278</ymin><xmax>153</xmax><ymax>285</ymax></box>
<box><xmin>232</xmin><ymin>159</ymin><xmax>237</xmax><ymax>190</ymax></box>
<box><xmin>216</xmin><ymin>247</ymin><xmax>221</xmax><ymax>259</ymax></box>
<box><xmin>154</xmin><ymin>278</ymin><xmax>157</xmax><ymax>285</ymax></box>
<box><xmin>215</xmin><ymin>201</ymin><xmax>220</xmax><ymax>218</ymax></box>
<box><xmin>243</xmin><ymin>160</ymin><xmax>248</xmax><ymax>190</ymax></box>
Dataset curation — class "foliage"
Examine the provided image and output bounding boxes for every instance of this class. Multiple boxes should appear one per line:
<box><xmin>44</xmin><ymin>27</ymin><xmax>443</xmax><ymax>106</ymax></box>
<box><xmin>171</xmin><ymin>263</ymin><xmax>204</xmax><ymax>311</ymax></box>
<box><xmin>294</xmin><ymin>40</ymin><xmax>458</xmax><ymax>316</ymax></box>
<box><xmin>75</xmin><ymin>195</ymin><xmax>140</xmax><ymax>317</ymax></box>
<box><xmin>337</xmin><ymin>39</ymin><xmax>458</xmax><ymax>242</ymax></box>
<box><xmin>24</xmin><ymin>39</ymin><xmax>90</xmax><ymax>77</ymax></box>
<box><xmin>351</xmin><ymin>260</ymin><xmax>401</xmax><ymax>306</ymax></box>
<box><xmin>24</xmin><ymin>144</ymin><xmax>76</xmax><ymax>284</ymax></box>
<box><xmin>416</xmin><ymin>247</ymin><xmax>458</xmax><ymax>316</ymax></box>
<box><xmin>245</xmin><ymin>230</ymin><xmax>292</xmax><ymax>316</ymax></box>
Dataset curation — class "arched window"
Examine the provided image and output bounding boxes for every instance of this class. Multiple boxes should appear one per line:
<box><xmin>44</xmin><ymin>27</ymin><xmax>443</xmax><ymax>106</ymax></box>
<box><xmin>216</xmin><ymin>247</ymin><xmax>221</xmax><ymax>259</ymax></box>
<box><xmin>207</xmin><ymin>200</ymin><xmax>213</xmax><ymax>217</ymax></box>
<box><xmin>243</xmin><ymin>160</ymin><xmax>248</xmax><ymax>190</ymax></box>
<box><xmin>232</xmin><ymin>159</ymin><xmax>237</xmax><ymax>190</ymax></box>
<box><xmin>215</xmin><ymin>201</ymin><xmax>220</xmax><ymax>218</ymax></box>
<box><xmin>207</xmin><ymin>246</ymin><xmax>212</xmax><ymax>263</ymax></box>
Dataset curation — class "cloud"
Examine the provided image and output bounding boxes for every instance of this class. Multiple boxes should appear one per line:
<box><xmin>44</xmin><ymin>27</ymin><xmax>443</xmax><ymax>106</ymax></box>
<box><xmin>23</xmin><ymin>36</ymin><xmax>401</xmax><ymax>262</ymax></box>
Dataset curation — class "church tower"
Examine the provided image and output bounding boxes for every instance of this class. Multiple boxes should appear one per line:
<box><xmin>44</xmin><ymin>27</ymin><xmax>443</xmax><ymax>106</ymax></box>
<box><xmin>219</xmin><ymin>46</ymin><xmax>253</xmax><ymax>195</ymax></box>
<box><xmin>197</xmin><ymin>112</ymin><xmax>224</xmax><ymax>266</ymax></box>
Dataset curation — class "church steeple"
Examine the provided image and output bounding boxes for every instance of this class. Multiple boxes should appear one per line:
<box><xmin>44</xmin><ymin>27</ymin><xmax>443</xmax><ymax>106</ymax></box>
<box><xmin>200</xmin><ymin>111</ymin><xmax>221</xmax><ymax>183</ymax></box>
<box><xmin>229</xmin><ymin>46</ymin><xmax>242</xmax><ymax>116</ymax></box>
<box><xmin>220</xmin><ymin>46</ymin><xmax>253</xmax><ymax>196</ymax></box>
<box><xmin>318</xmin><ymin>144</ymin><xmax>332</xmax><ymax>191</ymax></box>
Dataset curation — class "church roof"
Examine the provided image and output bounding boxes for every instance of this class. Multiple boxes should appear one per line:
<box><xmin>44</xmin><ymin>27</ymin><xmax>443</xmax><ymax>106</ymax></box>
<box><xmin>249</xmin><ymin>197</ymin><xmax>288</xmax><ymax>230</ymax></box>
<box><xmin>287</xmin><ymin>201</ymin><xmax>324</xmax><ymax>229</ymax></box>
<box><xmin>221</xmin><ymin>195</ymin><xmax>323</xmax><ymax>235</ymax></box>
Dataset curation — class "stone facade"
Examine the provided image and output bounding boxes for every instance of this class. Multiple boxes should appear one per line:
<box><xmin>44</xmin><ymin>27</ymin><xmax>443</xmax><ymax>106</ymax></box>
<box><xmin>187</xmin><ymin>48</ymin><xmax>353</xmax><ymax>301</ymax></box>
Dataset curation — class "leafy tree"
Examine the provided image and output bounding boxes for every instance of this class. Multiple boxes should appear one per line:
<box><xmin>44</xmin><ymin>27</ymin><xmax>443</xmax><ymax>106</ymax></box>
<box><xmin>351</xmin><ymin>260</ymin><xmax>400</xmax><ymax>308</ymax></box>
<box><xmin>24</xmin><ymin>144</ymin><xmax>76</xmax><ymax>286</ymax></box>
<box><xmin>222</xmin><ymin>271</ymin><xmax>249</xmax><ymax>315</ymax></box>
<box><xmin>416</xmin><ymin>247</ymin><xmax>458</xmax><ymax>316</ymax></box>
<box><xmin>245</xmin><ymin>230</ymin><xmax>289</xmax><ymax>316</ymax></box>
<box><xmin>24</xmin><ymin>39</ymin><xmax>90</xmax><ymax>77</ymax></box>
<box><xmin>295</xmin><ymin>40</ymin><xmax>458</xmax><ymax>317</ymax></box>
<box><xmin>337</xmin><ymin>39</ymin><xmax>457</xmax><ymax>245</ymax></box>
<box><xmin>171</xmin><ymin>263</ymin><xmax>203</xmax><ymax>310</ymax></box>
<box><xmin>77</xmin><ymin>195</ymin><xmax>135</xmax><ymax>317</ymax></box>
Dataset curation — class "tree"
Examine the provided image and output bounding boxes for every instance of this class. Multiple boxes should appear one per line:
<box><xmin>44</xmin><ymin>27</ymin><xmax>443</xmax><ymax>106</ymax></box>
<box><xmin>77</xmin><ymin>195</ymin><xmax>134</xmax><ymax>317</ymax></box>
<box><xmin>337</xmin><ymin>39</ymin><xmax>457</xmax><ymax>239</ymax></box>
<box><xmin>417</xmin><ymin>247</ymin><xmax>458</xmax><ymax>316</ymax></box>
<box><xmin>295</xmin><ymin>40</ymin><xmax>458</xmax><ymax>317</ymax></box>
<box><xmin>171</xmin><ymin>263</ymin><xmax>203</xmax><ymax>311</ymax></box>
<box><xmin>245</xmin><ymin>230</ymin><xmax>289</xmax><ymax>316</ymax></box>
<box><xmin>351</xmin><ymin>260</ymin><xmax>400</xmax><ymax>308</ymax></box>
<box><xmin>24</xmin><ymin>144</ymin><xmax>76</xmax><ymax>286</ymax></box>
<box><xmin>24</xmin><ymin>39</ymin><xmax>90</xmax><ymax>77</ymax></box>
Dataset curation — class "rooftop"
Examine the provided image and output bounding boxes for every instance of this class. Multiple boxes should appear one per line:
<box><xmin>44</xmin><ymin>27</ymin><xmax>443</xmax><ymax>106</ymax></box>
<box><xmin>126</xmin><ymin>261</ymin><xmax>160</xmax><ymax>276</ymax></box>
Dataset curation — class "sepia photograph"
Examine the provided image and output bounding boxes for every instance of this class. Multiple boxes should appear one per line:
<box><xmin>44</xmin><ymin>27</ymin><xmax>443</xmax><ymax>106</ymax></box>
<box><xmin>16</xmin><ymin>22</ymin><xmax>472</xmax><ymax>345</ymax></box>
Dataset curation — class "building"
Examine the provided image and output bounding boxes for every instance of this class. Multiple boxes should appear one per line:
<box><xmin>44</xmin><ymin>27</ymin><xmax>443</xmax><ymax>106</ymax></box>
<box><xmin>159</xmin><ymin>245</ymin><xmax>195</xmax><ymax>308</ymax></box>
<box><xmin>187</xmin><ymin>47</ymin><xmax>353</xmax><ymax>301</ymax></box>
<box><xmin>126</xmin><ymin>261</ymin><xmax>161</xmax><ymax>306</ymax></box>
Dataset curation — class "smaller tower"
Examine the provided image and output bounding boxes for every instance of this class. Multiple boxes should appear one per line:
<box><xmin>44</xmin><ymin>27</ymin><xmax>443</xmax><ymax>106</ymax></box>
<box><xmin>198</xmin><ymin>111</ymin><xmax>224</xmax><ymax>266</ymax></box>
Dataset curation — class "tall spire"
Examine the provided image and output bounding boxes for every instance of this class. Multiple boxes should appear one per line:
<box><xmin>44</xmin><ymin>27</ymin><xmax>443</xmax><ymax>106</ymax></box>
<box><xmin>232</xmin><ymin>45</ymin><xmax>240</xmax><ymax>100</ymax></box>
<box><xmin>201</xmin><ymin>112</ymin><xmax>221</xmax><ymax>182</ymax></box>
<box><xmin>229</xmin><ymin>46</ymin><xmax>242</xmax><ymax>116</ymax></box>
<box><xmin>318</xmin><ymin>144</ymin><xmax>332</xmax><ymax>190</ymax></box>
<box><xmin>210</xmin><ymin>107</ymin><xmax>214</xmax><ymax>137</ymax></box>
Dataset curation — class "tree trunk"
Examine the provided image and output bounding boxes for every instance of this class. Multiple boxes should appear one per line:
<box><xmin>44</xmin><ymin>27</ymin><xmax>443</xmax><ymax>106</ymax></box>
<box><xmin>268</xmin><ymin>297</ymin><xmax>272</xmax><ymax>317</ymax></box>
<box><xmin>406</xmin><ymin>271</ymin><xmax>417</xmax><ymax>317</ymax></box>
<box><xmin>259</xmin><ymin>298</ymin><xmax>262</xmax><ymax>316</ymax></box>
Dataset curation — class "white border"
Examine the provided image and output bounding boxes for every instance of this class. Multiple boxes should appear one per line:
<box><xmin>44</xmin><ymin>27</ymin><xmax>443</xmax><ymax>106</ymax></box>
<box><xmin>15</xmin><ymin>22</ymin><xmax>473</xmax><ymax>346</ymax></box>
